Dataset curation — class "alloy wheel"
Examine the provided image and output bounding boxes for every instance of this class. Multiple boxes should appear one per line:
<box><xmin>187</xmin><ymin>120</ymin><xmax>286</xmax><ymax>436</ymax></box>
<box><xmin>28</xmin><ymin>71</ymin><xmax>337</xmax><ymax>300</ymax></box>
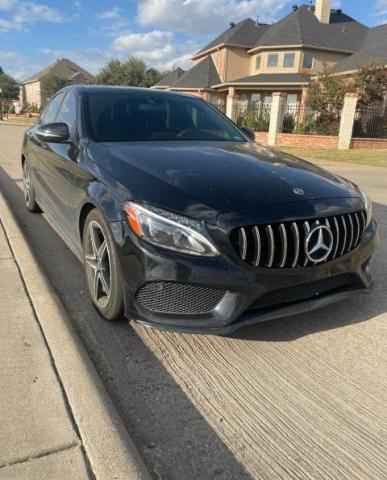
<box><xmin>85</xmin><ymin>220</ymin><xmax>111</xmax><ymax>309</ymax></box>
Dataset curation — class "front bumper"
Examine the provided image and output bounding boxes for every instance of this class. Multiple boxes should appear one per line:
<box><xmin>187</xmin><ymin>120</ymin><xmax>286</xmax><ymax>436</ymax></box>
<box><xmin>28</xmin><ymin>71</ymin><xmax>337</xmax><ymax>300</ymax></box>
<box><xmin>116</xmin><ymin>219</ymin><xmax>379</xmax><ymax>335</ymax></box>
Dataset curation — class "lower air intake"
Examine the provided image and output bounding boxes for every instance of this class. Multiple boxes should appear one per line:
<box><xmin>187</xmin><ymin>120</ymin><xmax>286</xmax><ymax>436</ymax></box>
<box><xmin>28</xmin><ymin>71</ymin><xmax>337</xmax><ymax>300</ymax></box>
<box><xmin>136</xmin><ymin>282</ymin><xmax>226</xmax><ymax>314</ymax></box>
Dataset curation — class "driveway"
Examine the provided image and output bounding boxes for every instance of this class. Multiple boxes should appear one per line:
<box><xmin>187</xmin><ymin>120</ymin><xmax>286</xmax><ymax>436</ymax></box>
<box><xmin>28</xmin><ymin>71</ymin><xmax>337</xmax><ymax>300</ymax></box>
<box><xmin>1</xmin><ymin>123</ymin><xmax>386</xmax><ymax>480</ymax></box>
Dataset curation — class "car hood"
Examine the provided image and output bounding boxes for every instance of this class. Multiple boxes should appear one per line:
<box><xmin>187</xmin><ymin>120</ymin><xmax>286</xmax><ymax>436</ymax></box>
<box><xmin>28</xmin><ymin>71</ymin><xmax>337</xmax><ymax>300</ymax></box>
<box><xmin>89</xmin><ymin>141</ymin><xmax>360</xmax><ymax>223</ymax></box>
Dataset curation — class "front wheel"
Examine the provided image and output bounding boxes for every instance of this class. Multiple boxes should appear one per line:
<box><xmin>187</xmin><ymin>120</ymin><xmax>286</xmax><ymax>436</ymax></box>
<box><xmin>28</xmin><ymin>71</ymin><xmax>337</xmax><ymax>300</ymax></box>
<box><xmin>82</xmin><ymin>209</ymin><xmax>124</xmax><ymax>321</ymax></box>
<box><xmin>23</xmin><ymin>159</ymin><xmax>40</xmax><ymax>212</ymax></box>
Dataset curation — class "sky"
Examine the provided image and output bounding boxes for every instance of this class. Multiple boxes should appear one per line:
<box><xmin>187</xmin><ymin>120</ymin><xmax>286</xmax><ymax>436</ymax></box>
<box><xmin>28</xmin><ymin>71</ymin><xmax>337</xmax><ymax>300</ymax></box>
<box><xmin>0</xmin><ymin>0</ymin><xmax>386</xmax><ymax>81</ymax></box>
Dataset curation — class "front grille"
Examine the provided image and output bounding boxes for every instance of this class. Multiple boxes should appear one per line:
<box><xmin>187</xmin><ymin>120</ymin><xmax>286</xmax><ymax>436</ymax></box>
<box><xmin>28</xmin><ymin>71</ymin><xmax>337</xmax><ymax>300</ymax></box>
<box><xmin>248</xmin><ymin>274</ymin><xmax>358</xmax><ymax>311</ymax></box>
<box><xmin>135</xmin><ymin>282</ymin><xmax>226</xmax><ymax>314</ymax></box>
<box><xmin>231</xmin><ymin>211</ymin><xmax>367</xmax><ymax>269</ymax></box>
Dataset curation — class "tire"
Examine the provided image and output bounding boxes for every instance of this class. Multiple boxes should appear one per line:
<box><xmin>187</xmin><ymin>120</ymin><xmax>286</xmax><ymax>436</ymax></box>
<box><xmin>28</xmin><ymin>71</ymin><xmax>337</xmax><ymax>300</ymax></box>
<box><xmin>22</xmin><ymin>159</ymin><xmax>41</xmax><ymax>213</ymax></box>
<box><xmin>82</xmin><ymin>208</ymin><xmax>124</xmax><ymax>321</ymax></box>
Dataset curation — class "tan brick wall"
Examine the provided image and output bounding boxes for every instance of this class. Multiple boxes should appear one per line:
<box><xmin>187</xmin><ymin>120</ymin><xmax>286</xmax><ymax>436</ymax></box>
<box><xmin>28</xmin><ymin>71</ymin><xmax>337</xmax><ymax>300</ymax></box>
<box><xmin>23</xmin><ymin>81</ymin><xmax>42</xmax><ymax>108</ymax></box>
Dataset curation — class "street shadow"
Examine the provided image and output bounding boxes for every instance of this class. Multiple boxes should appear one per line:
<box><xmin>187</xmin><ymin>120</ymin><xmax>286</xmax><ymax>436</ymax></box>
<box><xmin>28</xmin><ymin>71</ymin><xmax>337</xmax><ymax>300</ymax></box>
<box><xmin>0</xmin><ymin>165</ymin><xmax>251</xmax><ymax>480</ymax></box>
<box><xmin>233</xmin><ymin>201</ymin><xmax>386</xmax><ymax>342</ymax></box>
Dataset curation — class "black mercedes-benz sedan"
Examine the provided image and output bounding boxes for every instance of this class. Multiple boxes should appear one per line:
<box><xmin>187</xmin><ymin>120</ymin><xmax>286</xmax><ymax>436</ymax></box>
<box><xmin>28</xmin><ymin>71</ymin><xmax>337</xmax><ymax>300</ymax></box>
<box><xmin>21</xmin><ymin>85</ymin><xmax>379</xmax><ymax>334</ymax></box>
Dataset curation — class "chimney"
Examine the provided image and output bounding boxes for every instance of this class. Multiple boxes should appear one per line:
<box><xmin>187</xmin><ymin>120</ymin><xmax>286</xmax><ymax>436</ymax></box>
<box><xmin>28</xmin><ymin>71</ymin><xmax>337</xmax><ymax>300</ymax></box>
<box><xmin>315</xmin><ymin>0</ymin><xmax>331</xmax><ymax>23</ymax></box>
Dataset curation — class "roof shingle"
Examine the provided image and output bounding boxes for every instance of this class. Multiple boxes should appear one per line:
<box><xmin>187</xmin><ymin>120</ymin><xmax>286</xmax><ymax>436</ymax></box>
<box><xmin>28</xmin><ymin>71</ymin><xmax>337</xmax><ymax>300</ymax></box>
<box><xmin>216</xmin><ymin>72</ymin><xmax>311</xmax><ymax>85</ymax></box>
<box><xmin>22</xmin><ymin>58</ymin><xmax>94</xmax><ymax>84</ymax></box>
<box><xmin>332</xmin><ymin>24</ymin><xmax>387</xmax><ymax>73</ymax></box>
<box><xmin>194</xmin><ymin>18</ymin><xmax>270</xmax><ymax>57</ymax></box>
<box><xmin>253</xmin><ymin>5</ymin><xmax>368</xmax><ymax>53</ymax></box>
<box><xmin>171</xmin><ymin>56</ymin><xmax>221</xmax><ymax>89</ymax></box>
<box><xmin>152</xmin><ymin>67</ymin><xmax>185</xmax><ymax>88</ymax></box>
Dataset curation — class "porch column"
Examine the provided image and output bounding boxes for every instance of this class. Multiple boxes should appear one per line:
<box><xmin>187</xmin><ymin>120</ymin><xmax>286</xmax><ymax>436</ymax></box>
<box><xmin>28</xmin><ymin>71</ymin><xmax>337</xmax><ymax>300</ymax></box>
<box><xmin>338</xmin><ymin>93</ymin><xmax>359</xmax><ymax>150</ymax></box>
<box><xmin>226</xmin><ymin>87</ymin><xmax>238</xmax><ymax>122</ymax></box>
<box><xmin>268</xmin><ymin>92</ymin><xmax>287</xmax><ymax>146</ymax></box>
<box><xmin>298</xmin><ymin>87</ymin><xmax>309</xmax><ymax>124</ymax></box>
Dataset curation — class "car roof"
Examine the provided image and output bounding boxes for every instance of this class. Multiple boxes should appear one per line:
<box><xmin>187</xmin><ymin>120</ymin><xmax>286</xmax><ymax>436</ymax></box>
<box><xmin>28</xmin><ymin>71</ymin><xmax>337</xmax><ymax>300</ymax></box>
<box><xmin>62</xmin><ymin>84</ymin><xmax>198</xmax><ymax>99</ymax></box>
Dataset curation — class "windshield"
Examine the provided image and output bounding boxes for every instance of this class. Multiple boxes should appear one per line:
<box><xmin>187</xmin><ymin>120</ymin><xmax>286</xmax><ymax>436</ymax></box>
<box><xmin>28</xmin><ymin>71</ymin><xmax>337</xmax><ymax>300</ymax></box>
<box><xmin>85</xmin><ymin>91</ymin><xmax>245</xmax><ymax>143</ymax></box>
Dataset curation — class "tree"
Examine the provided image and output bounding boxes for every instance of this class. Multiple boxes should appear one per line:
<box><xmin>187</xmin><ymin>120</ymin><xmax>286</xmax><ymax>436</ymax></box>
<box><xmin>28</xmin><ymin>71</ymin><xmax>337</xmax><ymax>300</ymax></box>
<box><xmin>0</xmin><ymin>67</ymin><xmax>19</xmax><ymax>100</ymax></box>
<box><xmin>40</xmin><ymin>75</ymin><xmax>71</xmax><ymax>106</ymax></box>
<box><xmin>95</xmin><ymin>57</ymin><xmax>164</xmax><ymax>87</ymax></box>
<box><xmin>353</xmin><ymin>62</ymin><xmax>387</xmax><ymax>106</ymax></box>
<box><xmin>307</xmin><ymin>67</ymin><xmax>349</xmax><ymax>112</ymax></box>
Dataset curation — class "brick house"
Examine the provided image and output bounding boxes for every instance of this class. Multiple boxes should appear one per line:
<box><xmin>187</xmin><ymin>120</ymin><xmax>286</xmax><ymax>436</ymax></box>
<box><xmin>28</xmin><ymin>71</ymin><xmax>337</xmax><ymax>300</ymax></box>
<box><xmin>153</xmin><ymin>0</ymin><xmax>386</xmax><ymax>112</ymax></box>
<box><xmin>20</xmin><ymin>58</ymin><xmax>94</xmax><ymax>109</ymax></box>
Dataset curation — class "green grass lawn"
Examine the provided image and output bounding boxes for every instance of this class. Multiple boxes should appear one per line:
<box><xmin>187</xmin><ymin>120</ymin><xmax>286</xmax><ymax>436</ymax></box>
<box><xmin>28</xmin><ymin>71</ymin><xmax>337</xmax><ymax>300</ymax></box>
<box><xmin>280</xmin><ymin>148</ymin><xmax>387</xmax><ymax>168</ymax></box>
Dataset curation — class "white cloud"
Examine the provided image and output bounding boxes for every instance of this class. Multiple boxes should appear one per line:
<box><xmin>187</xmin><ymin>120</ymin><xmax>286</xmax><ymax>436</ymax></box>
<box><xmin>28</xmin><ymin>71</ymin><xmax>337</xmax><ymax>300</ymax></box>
<box><xmin>96</xmin><ymin>6</ymin><xmax>121</xmax><ymax>20</ymax></box>
<box><xmin>0</xmin><ymin>0</ymin><xmax>63</xmax><ymax>32</ymax></box>
<box><xmin>111</xmin><ymin>30</ymin><xmax>196</xmax><ymax>70</ymax></box>
<box><xmin>137</xmin><ymin>0</ymin><xmax>291</xmax><ymax>34</ymax></box>
<box><xmin>0</xmin><ymin>0</ymin><xmax>18</xmax><ymax>10</ymax></box>
<box><xmin>374</xmin><ymin>0</ymin><xmax>387</xmax><ymax>16</ymax></box>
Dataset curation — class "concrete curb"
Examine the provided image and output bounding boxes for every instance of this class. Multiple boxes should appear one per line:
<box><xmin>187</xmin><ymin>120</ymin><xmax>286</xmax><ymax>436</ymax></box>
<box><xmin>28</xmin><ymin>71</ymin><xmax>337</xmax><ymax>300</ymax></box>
<box><xmin>0</xmin><ymin>120</ymin><xmax>36</xmax><ymax>127</ymax></box>
<box><xmin>0</xmin><ymin>191</ymin><xmax>151</xmax><ymax>480</ymax></box>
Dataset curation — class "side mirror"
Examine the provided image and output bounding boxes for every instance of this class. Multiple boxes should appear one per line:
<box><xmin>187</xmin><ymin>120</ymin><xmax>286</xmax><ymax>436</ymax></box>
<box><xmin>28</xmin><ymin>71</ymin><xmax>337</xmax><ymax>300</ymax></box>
<box><xmin>36</xmin><ymin>122</ymin><xmax>70</xmax><ymax>143</ymax></box>
<box><xmin>240</xmin><ymin>126</ymin><xmax>256</xmax><ymax>141</ymax></box>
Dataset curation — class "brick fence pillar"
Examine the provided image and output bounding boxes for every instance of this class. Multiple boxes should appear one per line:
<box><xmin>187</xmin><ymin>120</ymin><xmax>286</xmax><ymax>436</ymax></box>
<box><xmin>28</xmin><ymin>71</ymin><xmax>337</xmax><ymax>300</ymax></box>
<box><xmin>338</xmin><ymin>92</ymin><xmax>359</xmax><ymax>150</ymax></box>
<box><xmin>268</xmin><ymin>92</ymin><xmax>287</xmax><ymax>146</ymax></box>
<box><xmin>226</xmin><ymin>87</ymin><xmax>238</xmax><ymax>122</ymax></box>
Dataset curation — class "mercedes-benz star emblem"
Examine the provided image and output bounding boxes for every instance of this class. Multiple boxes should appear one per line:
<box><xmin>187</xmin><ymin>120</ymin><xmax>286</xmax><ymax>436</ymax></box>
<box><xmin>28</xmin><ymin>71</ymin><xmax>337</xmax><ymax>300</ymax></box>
<box><xmin>305</xmin><ymin>225</ymin><xmax>334</xmax><ymax>263</ymax></box>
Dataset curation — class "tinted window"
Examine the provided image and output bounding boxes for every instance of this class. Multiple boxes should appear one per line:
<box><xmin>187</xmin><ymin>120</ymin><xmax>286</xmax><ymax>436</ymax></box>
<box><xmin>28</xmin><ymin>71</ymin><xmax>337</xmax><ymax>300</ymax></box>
<box><xmin>267</xmin><ymin>54</ymin><xmax>279</xmax><ymax>68</ymax></box>
<box><xmin>40</xmin><ymin>93</ymin><xmax>65</xmax><ymax>124</ymax></box>
<box><xmin>85</xmin><ymin>92</ymin><xmax>245</xmax><ymax>143</ymax></box>
<box><xmin>56</xmin><ymin>92</ymin><xmax>77</xmax><ymax>127</ymax></box>
<box><xmin>283</xmin><ymin>53</ymin><xmax>295</xmax><ymax>68</ymax></box>
<box><xmin>303</xmin><ymin>53</ymin><xmax>314</xmax><ymax>69</ymax></box>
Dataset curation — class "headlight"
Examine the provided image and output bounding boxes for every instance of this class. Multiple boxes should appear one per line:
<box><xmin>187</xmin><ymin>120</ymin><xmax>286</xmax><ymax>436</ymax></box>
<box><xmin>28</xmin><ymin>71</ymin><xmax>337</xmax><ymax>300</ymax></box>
<box><xmin>123</xmin><ymin>202</ymin><xmax>219</xmax><ymax>256</ymax></box>
<box><xmin>360</xmin><ymin>190</ymin><xmax>372</xmax><ymax>228</ymax></box>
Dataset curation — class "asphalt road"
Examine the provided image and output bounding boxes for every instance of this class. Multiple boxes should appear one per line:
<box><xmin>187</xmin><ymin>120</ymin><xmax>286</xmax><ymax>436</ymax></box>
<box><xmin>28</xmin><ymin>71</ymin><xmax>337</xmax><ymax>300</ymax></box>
<box><xmin>1</xmin><ymin>123</ymin><xmax>386</xmax><ymax>480</ymax></box>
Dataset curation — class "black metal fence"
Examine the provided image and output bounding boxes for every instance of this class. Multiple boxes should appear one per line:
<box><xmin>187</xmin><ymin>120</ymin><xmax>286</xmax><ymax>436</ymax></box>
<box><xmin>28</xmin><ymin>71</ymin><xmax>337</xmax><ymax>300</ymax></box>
<box><xmin>353</xmin><ymin>106</ymin><xmax>387</xmax><ymax>138</ymax></box>
<box><xmin>236</xmin><ymin>104</ymin><xmax>271</xmax><ymax>132</ymax></box>
<box><xmin>282</xmin><ymin>105</ymin><xmax>341</xmax><ymax>136</ymax></box>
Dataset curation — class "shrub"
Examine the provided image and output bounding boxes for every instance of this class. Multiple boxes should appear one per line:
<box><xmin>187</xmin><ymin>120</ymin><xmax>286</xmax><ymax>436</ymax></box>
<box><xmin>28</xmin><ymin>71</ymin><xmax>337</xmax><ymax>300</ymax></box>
<box><xmin>282</xmin><ymin>113</ymin><xmax>295</xmax><ymax>133</ymax></box>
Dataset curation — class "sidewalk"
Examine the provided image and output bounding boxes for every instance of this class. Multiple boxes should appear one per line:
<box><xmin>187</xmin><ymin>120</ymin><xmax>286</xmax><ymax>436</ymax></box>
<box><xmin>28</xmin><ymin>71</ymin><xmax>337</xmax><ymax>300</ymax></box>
<box><xmin>0</xmin><ymin>189</ymin><xmax>150</xmax><ymax>479</ymax></box>
<box><xmin>0</xmin><ymin>221</ymin><xmax>90</xmax><ymax>479</ymax></box>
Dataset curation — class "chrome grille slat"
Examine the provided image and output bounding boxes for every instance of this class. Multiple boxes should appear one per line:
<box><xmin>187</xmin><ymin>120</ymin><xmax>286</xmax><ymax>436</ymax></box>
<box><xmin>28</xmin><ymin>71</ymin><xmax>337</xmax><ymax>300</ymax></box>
<box><xmin>238</xmin><ymin>227</ymin><xmax>247</xmax><ymax>260</ymax></box>
<box><xmin>347</xmin><ymin>214</ymin><xmax>354</xmax><ymax>252</ymax></box>
<box><xmin>232</xmin><ymin>210</ymin><xmax>367</xmax><ymax>269</ymax></box>
<box><xmin>354</xmin><ymin>213</ymin><xmax>360</xmax><ymax>247</ymax></box>
<box><xmin>266</xmin><ymin>225</ymin><xmax>275</xmax><ymax>268</ymax></box>
<box><xmin>291</xmin><ymin>222</ymin><xmax>299</xmax><ymax>268</ymax></box>
<box><xmin>253</xmin><ymin>226</ymin><xmax>261</xmax><ymax>267</ymax></box>
<box><xmin>332</xmin><ymin>217</ymin><xmax>340</xmax><ymax>259</ymax></box>
<box><xmin>340</xmin><ymin>215</ymin><xmax>347</xmax><ymax>256</ymax></box>
<box><xmin>303</xmin><ymin>221</ymin><xmax>311</xmax><ymax>266</ymax></box>
<box><xmin>279</xmin><ymin>224</ymin><xmax>287</xmax><ymax>268</ymax></box>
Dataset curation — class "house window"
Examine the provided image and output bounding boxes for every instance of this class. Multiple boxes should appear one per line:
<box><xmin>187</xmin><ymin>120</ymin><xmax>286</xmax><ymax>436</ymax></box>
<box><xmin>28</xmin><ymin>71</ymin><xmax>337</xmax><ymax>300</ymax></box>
<box><xmin>267</xmin><ymin>54</ymin><xmax>279</xmax><ymax>68</ymax></box>
<box><xmin>255</xmin><ymin>56</ymin><xmax>261</xmax><ymax>70</ymax></box>
<box><xmin>283</xmin><ymin>53</ymin><xmax>295</xmax><ymax>68</ymax></box>
<box><xmin>302</xmin><ymin>53</ymin><xmax>314</xmax><ymax>69</ymax></box>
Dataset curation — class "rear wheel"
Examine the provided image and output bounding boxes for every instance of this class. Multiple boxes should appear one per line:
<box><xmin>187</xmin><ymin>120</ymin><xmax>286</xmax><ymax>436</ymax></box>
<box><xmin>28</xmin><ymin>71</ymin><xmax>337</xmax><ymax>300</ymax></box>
<box><xmin>82</xmin><ymin>209</ymin><xmax>124</xmax><ymax>321</ymax></box>
<box><xmin>23</xmin><ymin>159</ymin><xmax>40</xmax><ymax>212</ymax></box>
